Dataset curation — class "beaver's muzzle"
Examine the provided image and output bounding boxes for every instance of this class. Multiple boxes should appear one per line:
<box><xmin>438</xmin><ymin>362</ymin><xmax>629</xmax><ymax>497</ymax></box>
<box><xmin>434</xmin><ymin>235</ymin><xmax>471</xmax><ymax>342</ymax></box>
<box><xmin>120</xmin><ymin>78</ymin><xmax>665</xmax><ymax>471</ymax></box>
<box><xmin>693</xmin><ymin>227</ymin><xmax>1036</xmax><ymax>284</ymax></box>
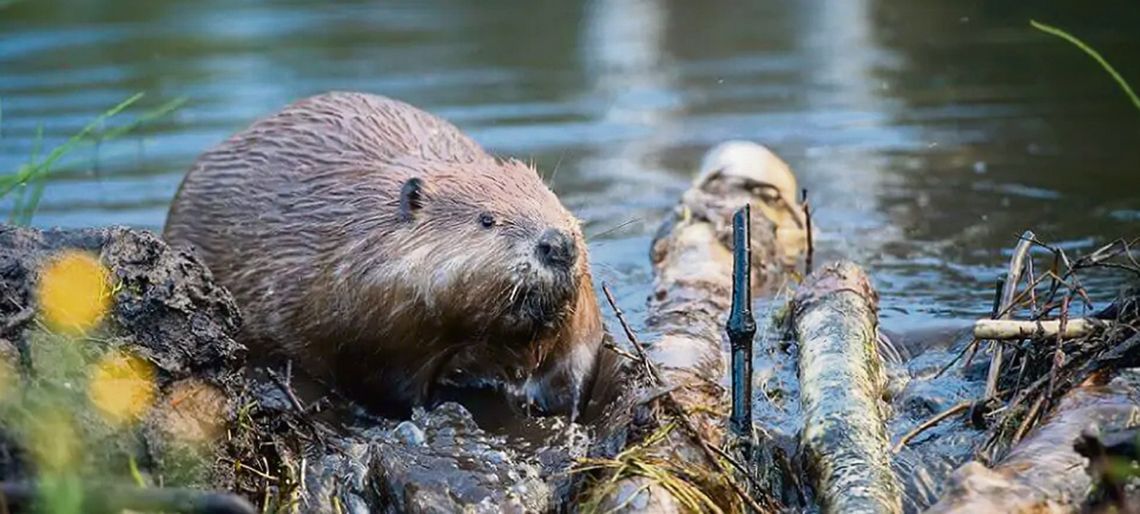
<box><xmin>535</xmin><ymin>228</ymin><xmax>577</xmax><ymax>270</ymax></box>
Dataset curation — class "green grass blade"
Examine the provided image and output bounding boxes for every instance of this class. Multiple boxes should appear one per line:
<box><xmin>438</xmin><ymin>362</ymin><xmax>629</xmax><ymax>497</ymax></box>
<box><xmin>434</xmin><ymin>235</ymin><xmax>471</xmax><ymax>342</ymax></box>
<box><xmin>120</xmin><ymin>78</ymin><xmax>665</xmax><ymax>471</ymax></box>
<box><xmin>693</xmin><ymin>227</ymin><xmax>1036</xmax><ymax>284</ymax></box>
<box><xmin>11</xmin><ymin>125</ymin><xmax>47</xmax><ymax>225</ymax></box>
<box><xmin>0</xmin><ymin>92</ymin><xmax>145</xmax><ymax>196</ymax></box>
<box><xmin>1030</xmin><ymin>19</ymin><xmax>1140</xmax><ymax>113</ymax></box>
<box><xmin>97</xmin><ymin>96</ymin><xmax>187</xmax><ymax>142</ymax></box>
<box><xmin>8</xmin><ymin>168</ymin><xmax>27</xmax><ymax>224</ymax></box>
<box><xmin>1</xmin><ymin>92</ymin><xmax>184</xmax><ymax>225</ymax></box>
<box><xmin>17</xmin><ymin>173</ymin><xmax>48</xmax><ymax>226</ymax></box>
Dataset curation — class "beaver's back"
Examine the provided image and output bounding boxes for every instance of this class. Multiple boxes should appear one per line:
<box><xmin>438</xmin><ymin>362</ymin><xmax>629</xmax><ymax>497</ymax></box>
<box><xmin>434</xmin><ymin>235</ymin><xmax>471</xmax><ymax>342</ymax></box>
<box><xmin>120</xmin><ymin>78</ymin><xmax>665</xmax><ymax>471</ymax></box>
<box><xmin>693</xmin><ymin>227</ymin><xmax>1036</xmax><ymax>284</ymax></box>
<box><xmin>162</xmin><ymin>92</ymin><xmax>490</xmax><ymax>364</ymax></box>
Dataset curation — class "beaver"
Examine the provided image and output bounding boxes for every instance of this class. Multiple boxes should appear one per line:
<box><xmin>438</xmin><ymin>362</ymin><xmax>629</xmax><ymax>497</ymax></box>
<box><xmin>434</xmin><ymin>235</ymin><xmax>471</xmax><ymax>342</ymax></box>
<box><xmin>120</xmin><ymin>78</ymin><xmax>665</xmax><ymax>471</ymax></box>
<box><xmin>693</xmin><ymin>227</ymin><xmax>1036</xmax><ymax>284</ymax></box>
<box><xmin>163</xmin><ymin>92</ymin><xmax>606</xmax><ymax>418</ymax></box>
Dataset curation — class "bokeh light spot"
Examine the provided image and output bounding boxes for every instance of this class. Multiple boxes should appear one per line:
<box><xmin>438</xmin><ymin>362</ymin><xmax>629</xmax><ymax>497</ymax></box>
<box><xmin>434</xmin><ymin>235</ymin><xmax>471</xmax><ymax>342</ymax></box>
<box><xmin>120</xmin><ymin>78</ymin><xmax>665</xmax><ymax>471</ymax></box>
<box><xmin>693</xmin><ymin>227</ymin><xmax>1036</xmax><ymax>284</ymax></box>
<box><xmin>160</xmin><ymin>379</ymin><xmax>227</xmax><ymax>444</ymax></box>
<box><xmin>88</xmin><ymin>351</ymin><xmax>156</xmax><ymax>426</ymax></box>
<box><xmin>37</xmin><ymin>251</ymin><xmax>112</xmax><ymax>336</ymax></box>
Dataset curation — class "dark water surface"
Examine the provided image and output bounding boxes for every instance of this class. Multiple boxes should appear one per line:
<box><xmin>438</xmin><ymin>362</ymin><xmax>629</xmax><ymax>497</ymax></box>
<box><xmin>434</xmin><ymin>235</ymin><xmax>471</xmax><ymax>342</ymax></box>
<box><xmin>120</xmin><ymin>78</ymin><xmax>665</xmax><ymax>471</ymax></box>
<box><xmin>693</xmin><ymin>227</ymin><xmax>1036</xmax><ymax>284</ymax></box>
<box><xmin>2</xmin><ymin>0</ymin><xmax>1138</xmax><ymax>371</ymax></box>
<box><xmin>3</xmin><ymin>2</ymin><xmax>1139</xmax><ymax>509</ymax></box>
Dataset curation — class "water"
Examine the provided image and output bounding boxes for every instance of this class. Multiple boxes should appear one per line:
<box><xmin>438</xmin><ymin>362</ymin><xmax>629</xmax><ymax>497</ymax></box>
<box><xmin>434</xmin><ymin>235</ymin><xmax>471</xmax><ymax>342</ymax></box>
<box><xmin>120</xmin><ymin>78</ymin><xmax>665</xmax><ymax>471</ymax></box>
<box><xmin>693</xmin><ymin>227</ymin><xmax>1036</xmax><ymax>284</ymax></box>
<box><xmin>3</xmin><ymin>0</ymin><xmax>1139</xmax><ymax>510</ymax></box>
<box><xmin>2</xmin><ymin>0</ymin><xmax>1138</xmax><ymax>370</ymax></box>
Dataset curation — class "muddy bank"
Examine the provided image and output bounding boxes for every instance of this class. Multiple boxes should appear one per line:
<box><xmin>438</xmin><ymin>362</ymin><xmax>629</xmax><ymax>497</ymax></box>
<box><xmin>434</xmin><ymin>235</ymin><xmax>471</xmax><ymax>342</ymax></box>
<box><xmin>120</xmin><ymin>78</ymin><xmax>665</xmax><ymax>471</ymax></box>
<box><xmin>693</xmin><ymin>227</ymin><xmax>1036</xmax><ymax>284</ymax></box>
<box><xmin>0</xmin><ymin>226</ymin><xmax>253</xmax><ymax>510</ymax></box>
<box><xmin>0</xmin><ymin>225</ymin><xmax>599</xmax><ymax>513</ymax></box>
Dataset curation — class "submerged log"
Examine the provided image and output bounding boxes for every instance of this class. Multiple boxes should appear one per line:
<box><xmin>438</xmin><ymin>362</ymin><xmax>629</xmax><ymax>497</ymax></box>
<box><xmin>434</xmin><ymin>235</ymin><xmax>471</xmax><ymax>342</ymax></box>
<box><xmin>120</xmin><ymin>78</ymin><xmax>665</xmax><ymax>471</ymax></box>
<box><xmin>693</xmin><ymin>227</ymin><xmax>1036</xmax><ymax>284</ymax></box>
<box><xmin>793</xmin><ymin>261</ymin><xmax>902</xmax><ymax>514</ymax></box>
<box><xmin>925</xmin><ymin>368</ymin><xmax>1140</xmax><ymax>514</ymax></box>
<box><xmin>586</xmin><ymin>141</ymin><xmax>805</xmax><ymax>513</ymax></box>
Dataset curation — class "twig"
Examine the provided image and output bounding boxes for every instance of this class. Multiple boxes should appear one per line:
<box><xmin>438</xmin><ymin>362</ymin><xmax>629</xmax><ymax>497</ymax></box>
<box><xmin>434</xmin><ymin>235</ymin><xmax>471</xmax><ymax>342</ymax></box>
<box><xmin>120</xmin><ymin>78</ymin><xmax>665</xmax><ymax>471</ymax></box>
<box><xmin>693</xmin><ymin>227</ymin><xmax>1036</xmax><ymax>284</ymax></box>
<box><xmin>603</xmin><ymin>341</ymin><xmax>640</xmax><ymax>363</ymax></box>
<box><xmin>709</xmin><ymin>444</ymin><xmax>768</xmax><ymax>495</ymax></box>
<box><xmin>600</xmin><ymin>284</ymin><xmax>771</xmax><ymax>514</ymax></box>
<box><xmin>999</xmin><ymin>333</ymin><xmax>1140</xmax><ymax>420</ymax></box>
<box><xmin>935</xmin><ymin>338</ymin><xmax>977</xmax><ymax>379</ymax></box>
<box><xmin>1010</xmin><ymin>394</ymin><xmax>1046</xmax><ymax>445</ymax></box>
<box><xmin>892</xmin><ymin>401</ymin><xmax>970</xmax><ymax>453</ymax></box>
<box><xmin>1046</xmin><ymin>295</ymin><xmax>1071</xmax><ymax>400</ymax></box>
<box><xmin>801</xmin><ymin>188</ymin><xmax>813</xmax><ymax>275</ymax></box>
<box><xmin>265</xmin><ymin>366</ymin><xmax>308</xmax><ymax>415</ymax></box>
<box><xmin>958</xmin><ymin>276</ymin><xmax>1006</xmax><ymax>375</ymax></box>
<box><xmin>601</xmin><ymin>285</ymin><xmax>660</xmax><ymax>384</ymax></box>
<box><xmin>985</xmin><ymin>230</ymin><xmax>1035</xmax><ymax>400</ymax></box>
<box><xmin>265</xmin><ymin>367</ymin><xmax>330</xmax><ymax>444</ymax></box>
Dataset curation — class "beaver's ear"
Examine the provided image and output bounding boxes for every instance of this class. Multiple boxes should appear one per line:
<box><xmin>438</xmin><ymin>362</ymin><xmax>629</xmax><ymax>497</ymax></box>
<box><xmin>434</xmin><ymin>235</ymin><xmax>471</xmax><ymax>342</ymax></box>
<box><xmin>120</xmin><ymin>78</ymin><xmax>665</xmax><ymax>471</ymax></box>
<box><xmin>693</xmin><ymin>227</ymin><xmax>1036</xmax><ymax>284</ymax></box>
<box><xmin>399</xmin><ymin>177</ymin><xmax>424</xmax><ymax>222</ymax></box>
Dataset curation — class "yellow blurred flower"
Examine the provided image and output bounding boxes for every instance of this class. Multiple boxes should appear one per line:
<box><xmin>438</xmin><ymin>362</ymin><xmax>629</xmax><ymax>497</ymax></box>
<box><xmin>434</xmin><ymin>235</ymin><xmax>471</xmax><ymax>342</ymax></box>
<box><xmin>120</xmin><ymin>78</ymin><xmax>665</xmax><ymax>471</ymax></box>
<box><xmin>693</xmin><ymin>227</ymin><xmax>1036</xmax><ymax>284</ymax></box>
<box><xmin>37</xmin><ymin>251</ymin><xmax>112</xmax><ymax>336</ymax></box>
<box><xmin>88</xmin><ymin>351</ymin><xmax>156</xmax><ymax>426</ymax></box>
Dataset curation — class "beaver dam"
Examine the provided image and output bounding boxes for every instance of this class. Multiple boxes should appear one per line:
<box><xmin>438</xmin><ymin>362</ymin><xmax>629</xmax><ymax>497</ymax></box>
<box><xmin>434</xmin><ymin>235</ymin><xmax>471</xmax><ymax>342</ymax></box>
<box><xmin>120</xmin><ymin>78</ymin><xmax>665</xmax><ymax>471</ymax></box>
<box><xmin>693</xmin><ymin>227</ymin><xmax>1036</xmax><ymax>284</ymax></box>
<box><xmin>0</xmin><ymin>138</ymin><xmax>1137</xmax><ymax>514</ymax></box>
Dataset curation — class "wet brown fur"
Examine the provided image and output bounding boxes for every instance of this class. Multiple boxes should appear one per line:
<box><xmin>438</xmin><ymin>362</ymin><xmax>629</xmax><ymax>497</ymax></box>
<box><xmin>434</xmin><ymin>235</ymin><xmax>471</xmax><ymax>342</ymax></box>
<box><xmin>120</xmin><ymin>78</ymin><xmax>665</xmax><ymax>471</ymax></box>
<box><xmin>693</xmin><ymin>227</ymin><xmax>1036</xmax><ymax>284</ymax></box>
<box><xmin>163</xmin><ymin>92</ymin><xmax>604</xmax><ymax>416</ymax></box>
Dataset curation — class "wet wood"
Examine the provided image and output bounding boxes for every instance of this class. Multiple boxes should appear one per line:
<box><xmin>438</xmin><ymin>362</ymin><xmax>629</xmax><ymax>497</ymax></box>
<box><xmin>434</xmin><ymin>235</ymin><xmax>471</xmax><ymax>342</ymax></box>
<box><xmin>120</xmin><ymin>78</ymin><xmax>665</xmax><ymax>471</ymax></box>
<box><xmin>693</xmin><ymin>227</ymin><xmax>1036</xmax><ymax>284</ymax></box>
<box><xmin>924</xmin><ymin>370</ymin><xmax>1140</xmax><ymax>514</ymax></box>
<box><xmin>592</xmin><ymin>141</ymin><xmax>805</xmax><ymax>513</ymax></box>
<box><xmin>793</xmin><ymin>261</ymin><xmax>902</xmax><ymax>514</ymax></box>
<box><xmin>985</xmin><ymin>231</ymin><xmax>1035</xmax><ymax>400</ymax></box>
<box><xmin>973</xmin><ymin>318</ymin><xmax>1107</xmax><ymax>340</ymax></box>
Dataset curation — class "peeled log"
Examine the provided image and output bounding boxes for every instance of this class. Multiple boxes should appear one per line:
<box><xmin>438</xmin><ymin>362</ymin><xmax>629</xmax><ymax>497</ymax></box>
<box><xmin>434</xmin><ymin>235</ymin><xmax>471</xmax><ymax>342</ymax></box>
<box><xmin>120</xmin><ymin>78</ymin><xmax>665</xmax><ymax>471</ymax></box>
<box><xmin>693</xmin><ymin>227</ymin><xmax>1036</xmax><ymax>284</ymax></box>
<box><xmin>793</xmin><ymin>261</ymin><xmax>902</xmax><ymax>514</ymax></box>
<box><xmin>924</xmin><ymin>369</ymin><xmax>1140</xmax><ymax>514</ymax></box>
<box><xmin>593</xmin><ymin>141</ymin><xmax>805</xmax><ymax>513</ymax></box>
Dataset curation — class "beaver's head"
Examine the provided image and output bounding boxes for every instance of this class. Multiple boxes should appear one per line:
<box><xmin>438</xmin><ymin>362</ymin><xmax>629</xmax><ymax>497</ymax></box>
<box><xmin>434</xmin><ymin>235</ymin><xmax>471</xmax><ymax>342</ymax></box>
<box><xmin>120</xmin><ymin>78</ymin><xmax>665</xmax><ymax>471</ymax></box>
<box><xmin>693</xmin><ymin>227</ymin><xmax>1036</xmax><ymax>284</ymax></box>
<box><xmin>383</xmin><ymin>157</ymin><xmax>588</xmax><ymax>341</ymax></box>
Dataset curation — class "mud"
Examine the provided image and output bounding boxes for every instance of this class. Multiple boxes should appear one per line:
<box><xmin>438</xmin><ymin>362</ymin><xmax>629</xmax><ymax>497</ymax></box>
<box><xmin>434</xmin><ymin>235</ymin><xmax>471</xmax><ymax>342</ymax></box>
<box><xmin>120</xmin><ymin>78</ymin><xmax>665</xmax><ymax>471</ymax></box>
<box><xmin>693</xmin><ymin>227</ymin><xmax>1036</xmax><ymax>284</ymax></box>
<box><xmin>0</xmin><ymin>225</ymin><xmax>248</xmax><ymax>492</ymax></box>
<box><xmin>0</xmin><ymin>225</ymin><xmax>600</xmax><ymax>513</ymax></box>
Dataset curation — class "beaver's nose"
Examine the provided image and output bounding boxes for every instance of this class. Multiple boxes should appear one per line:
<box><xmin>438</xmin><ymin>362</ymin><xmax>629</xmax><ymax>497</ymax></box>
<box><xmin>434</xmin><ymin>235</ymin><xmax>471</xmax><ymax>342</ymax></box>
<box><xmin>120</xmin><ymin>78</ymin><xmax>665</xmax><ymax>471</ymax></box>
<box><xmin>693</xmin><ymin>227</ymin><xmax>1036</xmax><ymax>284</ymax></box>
<box><xmin>536</xmin><ymin>229</ymin><xmax>577</xmax><ymax>269</ymax></box>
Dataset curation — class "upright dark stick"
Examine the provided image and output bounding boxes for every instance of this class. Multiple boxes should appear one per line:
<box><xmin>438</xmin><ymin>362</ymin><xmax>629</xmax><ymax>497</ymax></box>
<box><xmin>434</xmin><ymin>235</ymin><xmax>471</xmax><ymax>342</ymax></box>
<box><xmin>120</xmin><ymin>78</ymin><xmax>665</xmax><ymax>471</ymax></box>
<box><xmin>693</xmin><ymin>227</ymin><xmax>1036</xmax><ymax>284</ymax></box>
<box><xmin>727</xmin><ymin>204</ymin><xmax>757</xmax><ymax>441</ymax></box>
<box><xmin>990</xmin><ymin>274</ymin><xmax>1006</xmax><ymax>320</ymax></box>
<box><xmin>802</xmin><ymin>188</ymin><xmax>813</xmax><ymax>275</ymax></box>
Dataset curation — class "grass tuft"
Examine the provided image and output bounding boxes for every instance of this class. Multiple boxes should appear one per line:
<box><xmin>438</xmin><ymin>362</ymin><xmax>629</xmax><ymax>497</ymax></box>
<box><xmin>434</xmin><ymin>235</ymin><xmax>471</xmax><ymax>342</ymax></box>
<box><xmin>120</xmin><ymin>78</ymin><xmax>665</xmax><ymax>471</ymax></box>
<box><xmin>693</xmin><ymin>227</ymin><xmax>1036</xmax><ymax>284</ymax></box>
<box><xmin>573</xmin><ymin>423</ymin><xmax>728</xmax><ymax>514</ymax></box>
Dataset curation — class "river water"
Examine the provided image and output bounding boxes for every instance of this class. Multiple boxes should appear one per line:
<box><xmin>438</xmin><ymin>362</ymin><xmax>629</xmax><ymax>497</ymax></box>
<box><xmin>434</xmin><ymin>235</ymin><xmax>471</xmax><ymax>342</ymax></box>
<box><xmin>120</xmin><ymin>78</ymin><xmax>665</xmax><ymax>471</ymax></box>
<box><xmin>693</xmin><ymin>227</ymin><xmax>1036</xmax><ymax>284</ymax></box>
<box><xmin>3</xmin><ymin>0</ymin><xmax>1139</xmax><ymax>330</ymax></box>
<box><xmin>2</xmin><ymin>0</ymin><xmax>1139</xmax><ymax>469</ymax></box>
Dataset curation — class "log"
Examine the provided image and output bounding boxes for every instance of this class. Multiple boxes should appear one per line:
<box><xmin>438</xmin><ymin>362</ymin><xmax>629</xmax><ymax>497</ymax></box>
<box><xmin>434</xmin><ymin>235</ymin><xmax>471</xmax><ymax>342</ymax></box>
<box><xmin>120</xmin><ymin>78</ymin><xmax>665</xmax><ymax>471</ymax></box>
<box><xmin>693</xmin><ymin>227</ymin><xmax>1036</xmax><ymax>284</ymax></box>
<box><xmin>924</xmin><ymin>369</ymin><xmax>1140</xmax><ymax>514</ymax></box>
<box><xmin>973</xmin><ymin>318</ymin><xmax>1107</xmax><ymax>340</ymax></box>
<box><xmin>793</xmin><ymin>261</ymin><xmax>902</xmax><ymax>514</ymax></box>
<box><xmin>589</xmin><ymin>141</ymin><xmax>805</xmax><ymax>513</ymax></box>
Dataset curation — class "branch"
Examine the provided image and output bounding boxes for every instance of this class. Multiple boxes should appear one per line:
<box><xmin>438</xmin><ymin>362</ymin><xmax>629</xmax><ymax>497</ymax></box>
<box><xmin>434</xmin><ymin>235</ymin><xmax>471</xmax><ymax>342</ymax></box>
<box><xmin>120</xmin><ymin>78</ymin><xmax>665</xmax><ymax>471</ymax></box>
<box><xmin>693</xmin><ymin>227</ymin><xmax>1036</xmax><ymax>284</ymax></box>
<box><xmin>972</xmin><ymin>318</ymin><xmax>1107</xmax><ymax>340</ymax></box>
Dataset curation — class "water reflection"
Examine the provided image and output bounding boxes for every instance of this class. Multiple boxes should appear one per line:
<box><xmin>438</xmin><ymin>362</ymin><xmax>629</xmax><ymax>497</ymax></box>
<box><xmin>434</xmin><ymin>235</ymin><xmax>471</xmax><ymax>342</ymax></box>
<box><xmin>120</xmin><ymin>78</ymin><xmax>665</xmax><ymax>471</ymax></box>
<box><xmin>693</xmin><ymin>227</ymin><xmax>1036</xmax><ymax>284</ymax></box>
<box><xmin>0</xmin><ymin>0</ymin><xmax>1137</xmax><ymax>333</ymax></box>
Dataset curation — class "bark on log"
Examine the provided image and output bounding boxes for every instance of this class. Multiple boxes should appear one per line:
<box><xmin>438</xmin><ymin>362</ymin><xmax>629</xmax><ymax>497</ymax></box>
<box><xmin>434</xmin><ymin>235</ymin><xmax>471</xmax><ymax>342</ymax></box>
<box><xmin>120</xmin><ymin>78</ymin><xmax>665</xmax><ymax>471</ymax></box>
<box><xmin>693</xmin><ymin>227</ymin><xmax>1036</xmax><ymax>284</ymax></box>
<box><xmin>591</xmin><ymin>141</ymin><xmax>805</xmax><ymax>513</ymax></box>
<box><xmin>793</xmin><ymin>261</ymin><xmax>902</xmax><ymax>514</ymax></box>
<box><xmin>924</xmin><ymin>369</ymin><xmax>1140</xmax><ymax>514</ymax></box>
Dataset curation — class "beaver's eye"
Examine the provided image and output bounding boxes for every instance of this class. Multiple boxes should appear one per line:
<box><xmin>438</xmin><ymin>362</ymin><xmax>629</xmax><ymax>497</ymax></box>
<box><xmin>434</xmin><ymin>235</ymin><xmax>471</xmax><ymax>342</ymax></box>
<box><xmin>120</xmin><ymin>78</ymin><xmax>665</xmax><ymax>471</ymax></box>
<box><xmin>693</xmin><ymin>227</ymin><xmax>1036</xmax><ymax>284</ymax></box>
<box><xmin>478</xmin><ymin>212</ymin><xmax>496</xmax><ymax>229</ymax></box>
